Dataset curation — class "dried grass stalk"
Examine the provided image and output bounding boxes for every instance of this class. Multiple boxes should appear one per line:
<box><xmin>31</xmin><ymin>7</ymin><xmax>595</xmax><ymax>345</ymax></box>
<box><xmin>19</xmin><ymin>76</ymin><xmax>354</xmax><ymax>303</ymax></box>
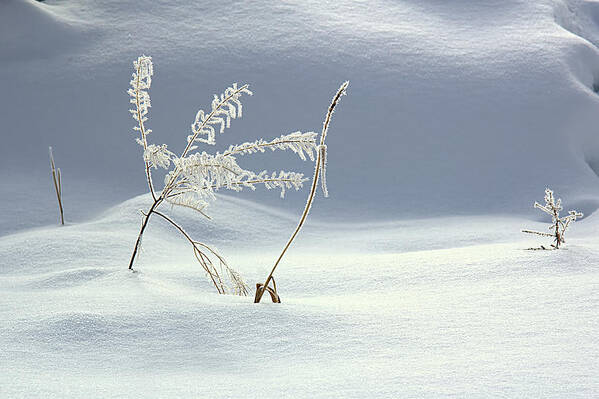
<box><xmin>254</xmin><ymin>81</ymin><xmax>349</xmax><ymax>303</ymax></box>
<box><xmin>49</xmin><ymin>146</ymin><xmax>64</xmax><ymax>225</ymax></box>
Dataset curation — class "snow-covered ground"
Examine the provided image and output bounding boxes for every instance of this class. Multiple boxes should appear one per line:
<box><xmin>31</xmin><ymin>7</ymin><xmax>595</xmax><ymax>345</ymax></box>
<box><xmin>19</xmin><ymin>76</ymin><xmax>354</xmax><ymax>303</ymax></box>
<box><xmin>2</xmin><ymin>0</ymin><xmax>599</xmax><ymax>397</ymax></box>
<box><xmin>1</xmin><ymin>195</ymin><xmax>598</xmax><ymax>397</ymax></box>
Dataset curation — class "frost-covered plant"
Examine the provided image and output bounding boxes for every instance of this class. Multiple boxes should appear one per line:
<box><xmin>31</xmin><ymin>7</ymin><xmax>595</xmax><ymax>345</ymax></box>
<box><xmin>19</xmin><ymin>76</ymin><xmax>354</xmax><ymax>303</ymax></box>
<box><xmin>126</xmin><ymin>55</ymin><xmax>318</xmax><ymax>295</ymax></box>
<box><xmin>254</xmin><ymin>81</ymin><xmax>349</xmax><ymax>303</ymax></box>
<box><xmin>522</xmin><ymin>188</ymin><xmax>583</xmax><ymax>249</ymax></box>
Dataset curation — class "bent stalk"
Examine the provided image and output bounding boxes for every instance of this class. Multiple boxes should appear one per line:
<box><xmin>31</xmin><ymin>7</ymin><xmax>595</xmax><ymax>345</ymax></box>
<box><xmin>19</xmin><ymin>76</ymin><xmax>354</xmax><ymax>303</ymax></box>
<box><xmin>254</xmin><ymin>81</ymin><xmax>349</xmax><ymax>303</ymax></box>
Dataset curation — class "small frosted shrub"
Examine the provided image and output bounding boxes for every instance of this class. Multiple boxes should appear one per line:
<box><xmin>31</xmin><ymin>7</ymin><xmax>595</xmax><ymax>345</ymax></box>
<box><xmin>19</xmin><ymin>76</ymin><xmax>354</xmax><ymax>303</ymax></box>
<box><xmin>522</xmin><ymin>188</ymin><xmax>582</xmax><ymax>249</ymax></box>
<box><xmin>126</xmin><ymin>55</ymin><xmax>318</xmax><ymax>295</ymax></box>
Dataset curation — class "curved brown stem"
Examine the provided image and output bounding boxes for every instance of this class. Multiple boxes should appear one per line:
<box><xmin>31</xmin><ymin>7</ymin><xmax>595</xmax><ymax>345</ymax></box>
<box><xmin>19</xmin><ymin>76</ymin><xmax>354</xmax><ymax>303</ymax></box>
<box><xmin>254</xmin><ymin>279</ymin><xmax>281</xmax><ymax>303</ymax></box>
<box><xmin>152</xmin><ymin>210</ymin><xmax>247</xmax><ymax>295</ymax></box>
<box><xmin>254</xmin><ymin>81</ymin><xmax>348</xmax><ymax>303</ymax></box>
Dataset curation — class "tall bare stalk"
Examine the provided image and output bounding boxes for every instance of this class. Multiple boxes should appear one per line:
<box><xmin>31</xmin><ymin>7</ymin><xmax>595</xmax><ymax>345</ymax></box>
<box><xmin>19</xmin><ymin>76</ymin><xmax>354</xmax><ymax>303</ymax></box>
<box><xmin>49</xmin><ymin>146</ymin><xmax>64</xmax><ymax>225</ymax></box>
<box><xmin>254</xmin><ymin>81</ymin><xmax>349</xmax><ymax>303</ymax></box>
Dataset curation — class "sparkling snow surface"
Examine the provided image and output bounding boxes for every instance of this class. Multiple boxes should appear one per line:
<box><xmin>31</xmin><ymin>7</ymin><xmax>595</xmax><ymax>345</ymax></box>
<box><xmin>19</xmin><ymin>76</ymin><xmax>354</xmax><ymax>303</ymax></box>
<box><xmin>1</xmin><ymin>195</ymin><xmax>598</xmax><ymax>398</ymax></box>
<box><xmin>1</xmin><ymin>0</ymin><xmax>599</xmax><ymax>397</ymax></box>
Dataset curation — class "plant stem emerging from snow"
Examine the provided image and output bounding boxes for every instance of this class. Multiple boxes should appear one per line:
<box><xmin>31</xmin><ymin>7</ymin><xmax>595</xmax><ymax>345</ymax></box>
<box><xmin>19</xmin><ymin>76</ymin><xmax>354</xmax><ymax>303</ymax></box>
<box><xmin>254</xmin><ymin>81</ymin><xmax>349</xmax><ymax>303</ymax></box>
<box><xmin>49</xmin><ymin>146</ymin><xmax>64</xmax><ymax>225</ymax></box>
<box><xmin>128</xmin><ymin>199</ymin><xmax>160</xmax><ymax>270</ymax></box>
<box><xmin>154</xmin><ymin>211</ymin><xmax>247</xmax><ymax>296</ymax></box>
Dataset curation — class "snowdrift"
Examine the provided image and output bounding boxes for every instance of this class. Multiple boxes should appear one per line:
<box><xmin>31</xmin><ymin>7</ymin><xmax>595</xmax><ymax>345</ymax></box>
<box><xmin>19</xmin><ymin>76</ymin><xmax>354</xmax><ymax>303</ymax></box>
<box><xmin>1</xmin><ymin>194</ymin><xmax>598</xmax><ymax>398</ymax></box>
<box><xmin>0</xmin><ymin>0</ymin><xmax>85</xmax><ymax>63</ymax></box>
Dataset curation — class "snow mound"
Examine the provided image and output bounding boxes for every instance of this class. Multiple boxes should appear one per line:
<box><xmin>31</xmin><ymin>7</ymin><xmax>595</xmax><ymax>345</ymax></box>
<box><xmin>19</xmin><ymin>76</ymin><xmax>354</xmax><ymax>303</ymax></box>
<box><xmin>0</xmin><ymin>0</ymin><xmax>86</xmax><ymax>63</ymax></box>
<box><xmin>0</xmin><ymin>192</ymin><xmax>546</xmax><ymax>278</ymax></box>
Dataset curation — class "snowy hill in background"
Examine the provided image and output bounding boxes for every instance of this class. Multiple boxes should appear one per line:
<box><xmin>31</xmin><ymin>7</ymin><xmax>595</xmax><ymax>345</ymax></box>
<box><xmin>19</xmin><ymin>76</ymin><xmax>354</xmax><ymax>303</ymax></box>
<box><xmin>4</xmin><ymin>0</ymin><xmax>599</xmax><ymax>233</ymax></box>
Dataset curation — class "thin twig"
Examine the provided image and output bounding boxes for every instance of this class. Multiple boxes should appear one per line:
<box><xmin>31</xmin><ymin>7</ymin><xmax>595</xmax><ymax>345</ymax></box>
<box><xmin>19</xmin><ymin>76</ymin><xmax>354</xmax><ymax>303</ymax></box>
<box><xmin>166</xmin><ymin>201</ymin><xmax>212</xmax><ymax>220</ymax></box>
<box><xmin>522</xmin><ymin>229</ymin><xmax>553</xmax><ymax>237</ymax></box>
<box><xmin>222</xmin><ymin>139</ymin><xmax>315</xmax><ymax>157</ymax></box>
<box><xmin>153</xmin><ymin>210</ymin><xmax>248</xmax><ymax>295</ymax></box>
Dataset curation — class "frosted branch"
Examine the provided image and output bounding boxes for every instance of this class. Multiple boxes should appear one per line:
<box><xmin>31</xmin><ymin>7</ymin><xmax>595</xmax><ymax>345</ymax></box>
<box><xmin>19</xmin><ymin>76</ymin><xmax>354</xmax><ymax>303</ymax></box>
<box><xmin>223</xmin><ymin>131</ymin><xmax>318</xmax><ymax>161</ymax></box>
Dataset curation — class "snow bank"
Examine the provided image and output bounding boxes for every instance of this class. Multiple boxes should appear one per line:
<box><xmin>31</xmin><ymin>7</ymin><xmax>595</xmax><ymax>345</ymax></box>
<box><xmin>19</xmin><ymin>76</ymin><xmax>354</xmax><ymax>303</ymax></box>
<box><xmin>0</xmin><ymin>0</ymin><xmax>86</xmax><ymax>63</ymax></box>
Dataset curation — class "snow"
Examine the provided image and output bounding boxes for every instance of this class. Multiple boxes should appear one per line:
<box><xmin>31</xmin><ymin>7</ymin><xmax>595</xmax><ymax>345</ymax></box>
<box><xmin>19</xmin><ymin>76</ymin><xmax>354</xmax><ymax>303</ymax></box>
<box><xmin>2</xmin><ymin>0</ymin><xmax>599</xmax><ymax>397</ymax></box>
<box><xmin>1</xmin><ymin>195</ymin><xmax>598</xmax><ymax>397</ymax></box>
<box><xmin>4</xmin><ymin>0</ymin><xmax>599</xmax><ymax>222</ymax></box>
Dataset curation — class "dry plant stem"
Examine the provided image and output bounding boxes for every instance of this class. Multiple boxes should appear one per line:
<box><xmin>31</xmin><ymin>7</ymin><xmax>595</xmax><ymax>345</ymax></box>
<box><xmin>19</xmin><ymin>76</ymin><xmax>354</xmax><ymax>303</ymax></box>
<box><xmin>253</xmin><ymin>153</ymin><xmax>321</xmax><ymax>303</ymax></box>
<box><xmin>49</xmin><ymin>147</ymin><xmax>64</xmax><ymax>225</ymax></box>
<box><xmin>254</xmin><ymin>81</ymin><xmax>348</xmax><ymax>304</ymax></box>
<box><xmin>255</xmin><ymin>278</ymin><xmax>281</xmax><ymax>303</ymax></box>
<box><xmin>152</xmin><ymin>210</ymin><xmax>226</xmax><ymax>294</ymax></box>
<box><xmin>127</xmin><ymin>189</ymin><xmax>234</xmax><ymax>295</ymax></box>
<box><xmin>552</xmin><ymin>208</ymin><xmax>561</xmax><ymax>248</ymax></box>
<box><xmin>128</xmin><ymin>198</ymin><xmax>161</xmax><ymax>270</ymax></box>
<box><xmin>521</xmin><ymin>230</ymin><xmax>553</xmax><ymax>237</ymax></box>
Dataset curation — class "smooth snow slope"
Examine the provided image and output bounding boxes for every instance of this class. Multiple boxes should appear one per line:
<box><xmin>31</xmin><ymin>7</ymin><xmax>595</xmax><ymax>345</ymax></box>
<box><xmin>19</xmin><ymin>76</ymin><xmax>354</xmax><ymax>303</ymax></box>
<box><xmin>1</xmin><ymin>195</ymin><xmax>598</xmax><ymax>398</ymax></box>
<box><xmin>3</xmin><ymin>0</ymin><xmax>599</xmax><ymax>234</ymax></box>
